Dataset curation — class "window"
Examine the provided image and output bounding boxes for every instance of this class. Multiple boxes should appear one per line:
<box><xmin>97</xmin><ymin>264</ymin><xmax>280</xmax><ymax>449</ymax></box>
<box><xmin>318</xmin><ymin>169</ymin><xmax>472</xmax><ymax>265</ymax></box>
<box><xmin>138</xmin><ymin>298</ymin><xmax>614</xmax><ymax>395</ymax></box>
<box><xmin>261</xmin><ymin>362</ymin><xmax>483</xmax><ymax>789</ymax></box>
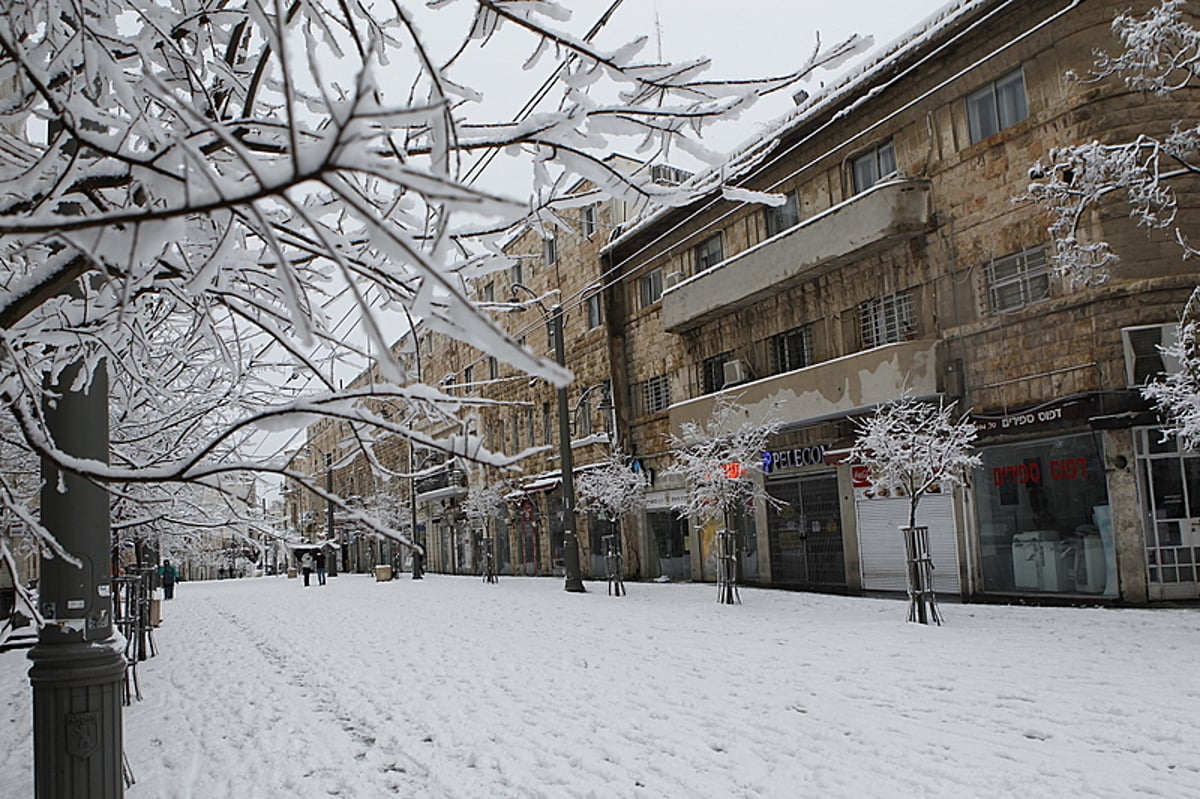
<box><xmin>860</xmin><ymin>291</ymin><xmax>915</xmax><ymax>349</ymax></box>
<box><xmin>483</xmin><ymin>281</ymin><xmax>495</xmax><ymax>302</ymax></box>
<box><xmin>526</xmin><ymin>406</ymin><xmax>536</xmax><ymax>448</ymax></box>
<box><xmin>702</xmin><ymin>352</ymin><xmax>732</xmax><ymax>394</ymax></box>
<box><xmin>512</xmin><ymin>261</ymin><xmax>523</xmax><ymax>286</ymax></box>
<box><xmin>488</xmin><ymin>357</ymin><xmax>498</xmax><ymax>380</ymax></box>
<box><xmin>968</xmin><ymin>68</ymin><xmax>1028</xmax><ymax>144</ymax></box>
<box><xmin>987</xmin><ymin>246</ymin><xmax>1049</xmax><ymax>313</ymax></box>
<box><xmin>765</xmin><ymin>191</ymin><xmax>800</xmax><ymax>237</ymax></box>
<box><xmin>512</xmin><ymin>410</ymin><xmax>522</xmax><ymax>453</ymax></box>
<box><xmin>543</xmin><ymin>402</ymin><xmax>553</xmax><ymax>446</ymax></box>
<box><xmin>586</xmin><ymin>292</ymin><xmax>603</xmax><ymax>330</ymax></box>
<box><xmin>496</xmin><ymin>420</ymin><xmax>505</xmax><ymax>455</ymax></box>
<box><xmin>543</xmin><ymin>236</ymin><xmax>557</xmax><ymax>266</ymax></box>
<box><xmin>772</xmin><ymin>325</ymin><xmax>813</xmax><ymax>373</ymax></box>
<box><xmin>1123</xmin><ymin>325</ymin><xmax>1182</xmax><ymax>386</ymax></box>
<box><xmin>581</xmin><ymin>204</ymin><xmax>597</xmax><ymax>239</ymax></box>
<box><xmin>852</xmin><ymin>140</ymin><xmax>896</xmax><ymax>193</ymax></box>
<box><xmin>463</xmin><ymin>365</ymin><xmax>474</xmax><ymax>392</ymax></box>
<box><xmin>651</xmin><ymin>164</ymin><xmax>692</xmax><ymax>186</ymax></box>
<box><xmin>638</xmin><ymin>268</ymin><xmax>664</xmax><ymax>309</ymax></box>
<box><xmin>635</xmin><ymin>374</ymin><xmax>671</xmax><ymax>416</ymax></box>
<box><xmin>693</xmin><ymin>232</ymin><xmax>724</xmax><ymax>274</ymax></box>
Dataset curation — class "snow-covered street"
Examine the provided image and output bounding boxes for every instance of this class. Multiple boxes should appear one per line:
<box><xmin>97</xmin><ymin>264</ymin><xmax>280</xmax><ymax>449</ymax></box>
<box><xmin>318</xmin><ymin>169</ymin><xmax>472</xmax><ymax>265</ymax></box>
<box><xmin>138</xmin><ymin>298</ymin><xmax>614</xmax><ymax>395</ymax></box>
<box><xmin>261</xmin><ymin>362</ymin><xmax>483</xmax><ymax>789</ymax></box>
<box><xmin>3</xmin><ymin>576</ymin><xmax>1200</xmax><ymax>798</ymax></box>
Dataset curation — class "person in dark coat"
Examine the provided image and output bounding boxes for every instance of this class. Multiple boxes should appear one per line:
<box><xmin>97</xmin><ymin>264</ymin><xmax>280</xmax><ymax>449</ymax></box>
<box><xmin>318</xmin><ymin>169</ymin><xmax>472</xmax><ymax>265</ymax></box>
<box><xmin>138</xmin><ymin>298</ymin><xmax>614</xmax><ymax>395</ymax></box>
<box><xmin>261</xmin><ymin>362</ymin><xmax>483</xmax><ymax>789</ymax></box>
<box><xmin>300</xmin><ymin>551</ymin><xmax>314</xmax><ymax>587</ymax></box>
<box><xmin>315</xmin><ymin>549</ymin><xmax>327</xmax><ymax>586</ymax></box>
<box><xmin>159</xmin><ymin>559</ymin><xmax>179</xmax><ymax>599</ymax></box>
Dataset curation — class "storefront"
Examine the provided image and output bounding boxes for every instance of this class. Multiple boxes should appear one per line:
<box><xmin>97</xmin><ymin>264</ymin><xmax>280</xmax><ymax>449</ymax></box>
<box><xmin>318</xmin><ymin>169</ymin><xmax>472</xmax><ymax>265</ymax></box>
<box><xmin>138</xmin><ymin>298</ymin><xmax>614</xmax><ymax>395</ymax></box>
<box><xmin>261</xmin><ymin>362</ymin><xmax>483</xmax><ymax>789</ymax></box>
<box><xmin>763</xmin><ymin>445</ymin><xmax>846</xmax><ymax>589</ymax></box>
<box><xmin>854</xmin><ymin>486</ymin><xmax>961</xmax><ymax>595</ymax></box>
<box><xmin>646</xmin><ymin>508</ymin><xmax>690</xmax><ymax>580</ymax></box>
<box><xmin>972</xmin><ymin>427</ymin><xmax>1115</xmax><ymax>598</ymax></box>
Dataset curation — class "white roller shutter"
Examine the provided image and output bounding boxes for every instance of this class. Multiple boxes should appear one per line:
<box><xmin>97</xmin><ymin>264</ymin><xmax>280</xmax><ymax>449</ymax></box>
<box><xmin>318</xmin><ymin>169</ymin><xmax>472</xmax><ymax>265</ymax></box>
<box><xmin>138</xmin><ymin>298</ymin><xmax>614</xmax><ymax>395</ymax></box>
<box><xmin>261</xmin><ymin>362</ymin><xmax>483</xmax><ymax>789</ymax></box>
<box><xmin>856</xmin><ymin>494</ymin><xmax>961</xmax><ymax>594</ymax></box>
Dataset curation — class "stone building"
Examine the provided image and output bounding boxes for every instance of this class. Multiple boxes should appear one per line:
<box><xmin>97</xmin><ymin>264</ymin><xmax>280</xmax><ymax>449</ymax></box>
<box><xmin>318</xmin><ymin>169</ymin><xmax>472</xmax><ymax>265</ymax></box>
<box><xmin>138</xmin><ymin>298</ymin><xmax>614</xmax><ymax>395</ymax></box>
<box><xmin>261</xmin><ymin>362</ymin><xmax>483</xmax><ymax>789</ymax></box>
<box><xmin>605</xmin><ymin>0</ymin><xmax>1200</xmax><ymax>603</ymax></box>
<box><xmin>295</xmin><ymin>0</ymin><xmax>1200</xmax><ymax>604</ymax></box>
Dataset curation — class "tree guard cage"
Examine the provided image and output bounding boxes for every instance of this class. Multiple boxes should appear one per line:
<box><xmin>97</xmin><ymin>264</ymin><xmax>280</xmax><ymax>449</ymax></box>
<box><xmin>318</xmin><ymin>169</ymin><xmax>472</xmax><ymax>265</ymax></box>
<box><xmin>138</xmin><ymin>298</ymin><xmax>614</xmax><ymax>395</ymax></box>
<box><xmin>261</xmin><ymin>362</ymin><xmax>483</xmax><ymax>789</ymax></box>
<box><xmin>716</xmin><ymin>529</ymin><xmax>741</xmax><ymax>605</ymax></box>
<box><xmin>902</xmin><ymin>526</ymin><xmax>942</xmax><ymax>625</ymax></box>
<box><xmin>603</xmin><ymin>533</ymin><xmax>625</xmax><ymax>597</ymax></box>
<box><xmin>480</xmin><ymin>538</ymin><xmax>498</xmax><ymax>584</ymax></box>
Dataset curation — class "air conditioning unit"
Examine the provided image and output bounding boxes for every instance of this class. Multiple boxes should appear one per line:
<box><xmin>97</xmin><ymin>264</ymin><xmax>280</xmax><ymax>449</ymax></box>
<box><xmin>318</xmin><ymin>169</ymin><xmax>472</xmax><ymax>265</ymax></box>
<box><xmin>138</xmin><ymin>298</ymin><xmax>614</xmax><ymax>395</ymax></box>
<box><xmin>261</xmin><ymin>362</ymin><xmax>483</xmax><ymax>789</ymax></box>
<box><xmin>1122</xmin><ymin>324</ymin><xmax>1183</xmax><ymax>386</ymax></box>
<box><xmin>723</xmin><ymin>359</ymin><xmax>750</xmax><ymax>386</ymax></box>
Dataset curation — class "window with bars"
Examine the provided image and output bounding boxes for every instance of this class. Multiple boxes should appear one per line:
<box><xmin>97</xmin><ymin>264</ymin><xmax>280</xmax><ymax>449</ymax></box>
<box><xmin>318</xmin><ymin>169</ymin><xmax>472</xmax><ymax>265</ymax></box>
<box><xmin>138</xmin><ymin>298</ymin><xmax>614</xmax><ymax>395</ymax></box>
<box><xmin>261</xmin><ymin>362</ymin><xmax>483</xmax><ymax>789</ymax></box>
<box><xmin>772</xmin><ymin>325</ymin><xmax>813</xmax><ymax>373</ymax></box>
<box><xmin>859</xmin><ymin>291</ymin><xmax>915</xmax><ymax>349</ymax></box>
<box><xmin>852</xmin><ymin>140</ymin><xmax>897</xmax><ymax>193</ymax></box>
<box><xmin>702</xmin><ymin>352</ymin><xmax>732</xmax><ymax>394</ymax></box>
<box><xmin>987</xmin><ymin>246</ymin><xmax>1049</xmax><ymax>313</ymax></box>
<box><xmin>968</xmin><ymin>67</ymin><xmax>1028</xmax><ymax>144</ymax></box>
<box><xmin>638</xmin><ymin>268</ymin><xmax>664</xmax><ymax>309</ymax></box>
<box><xmin>581</xmin><ymin>204</ymin><xmax>597</xmax><ymax>239</ymax></box>
<box><xmin>765</xmin><ymin>191</ymin><xmax>800</xmax><ymax>237</ymax></box>
<box><xmin>693</xmin><ymin>232</ymin><xmax>724</xmax><ymax>274</ymax></box>
<box><xmin>635</xmin><ymin>374</ymin><xmax>671</xmax><ymax>416</ymax></box>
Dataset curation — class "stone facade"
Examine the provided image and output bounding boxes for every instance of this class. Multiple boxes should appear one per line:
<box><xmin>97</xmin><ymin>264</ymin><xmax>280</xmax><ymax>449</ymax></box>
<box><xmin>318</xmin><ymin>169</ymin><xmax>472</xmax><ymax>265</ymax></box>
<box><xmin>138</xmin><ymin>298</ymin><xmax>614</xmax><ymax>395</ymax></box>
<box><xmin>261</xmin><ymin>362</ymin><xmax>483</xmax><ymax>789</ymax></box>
<box><xmin>297</xmin><ymin>0</ymin><xmax>1200</xmax><ymax>603</ymax></box>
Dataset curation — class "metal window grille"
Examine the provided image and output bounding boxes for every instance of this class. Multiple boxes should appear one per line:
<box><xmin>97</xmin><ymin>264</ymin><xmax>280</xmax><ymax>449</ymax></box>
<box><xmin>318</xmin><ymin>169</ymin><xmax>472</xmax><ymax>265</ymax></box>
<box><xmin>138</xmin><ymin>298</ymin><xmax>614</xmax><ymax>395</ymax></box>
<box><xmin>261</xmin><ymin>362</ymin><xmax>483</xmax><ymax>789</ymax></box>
<box><xmin>987</xmin><ymin>246</ymin><xmax>1049</xmax><ymax>312</ymax></box>
<box><xmin>639</xmin><ymin>375</ymin><xmax>671</xmax><ymax>415</ymax></box>
<box><xmin>860</xmin><ymin>291</ymin><xmax>914</xmax><ymax>348</ymax></box>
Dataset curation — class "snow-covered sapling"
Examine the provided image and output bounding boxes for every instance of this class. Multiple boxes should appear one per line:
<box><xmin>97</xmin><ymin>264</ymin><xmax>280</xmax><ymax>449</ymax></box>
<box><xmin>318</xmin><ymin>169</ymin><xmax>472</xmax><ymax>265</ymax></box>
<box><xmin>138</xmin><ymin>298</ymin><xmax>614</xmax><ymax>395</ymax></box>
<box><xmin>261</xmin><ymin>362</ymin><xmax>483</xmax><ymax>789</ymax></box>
<box><xmin>849</xmin><ymin>395</ymin><xmax>979</xmax><ymax>624</ymax></box>
<box><xmin>666</xmin><ymin>398</ymin><xmax>781</xmax><ymax>604</ymax></box>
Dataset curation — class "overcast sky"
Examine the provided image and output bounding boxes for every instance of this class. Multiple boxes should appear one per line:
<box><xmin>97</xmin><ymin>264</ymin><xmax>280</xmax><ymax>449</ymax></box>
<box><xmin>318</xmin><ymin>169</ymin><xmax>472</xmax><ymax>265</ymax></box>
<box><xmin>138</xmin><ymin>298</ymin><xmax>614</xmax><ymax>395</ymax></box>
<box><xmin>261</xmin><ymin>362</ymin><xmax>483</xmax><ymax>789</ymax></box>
<box><xmin>459</xmin><ymin>0</ymin><xmax>954</xmax><ymax>186</ymax></box>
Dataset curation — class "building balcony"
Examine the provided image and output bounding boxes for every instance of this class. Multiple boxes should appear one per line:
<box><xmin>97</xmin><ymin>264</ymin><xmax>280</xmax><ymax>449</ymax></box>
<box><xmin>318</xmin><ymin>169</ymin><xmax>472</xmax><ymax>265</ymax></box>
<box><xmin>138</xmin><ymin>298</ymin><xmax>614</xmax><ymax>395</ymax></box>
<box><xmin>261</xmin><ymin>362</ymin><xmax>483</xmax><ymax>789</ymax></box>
<box><xmin>669</xmin><ymin>339</ymin><xmax>942</xmax><ymax>437</ymax></box>
<box><xmin>662</xmin><ymin>179</ymin><xmax>932</xmax><ymax>333</ymax></box>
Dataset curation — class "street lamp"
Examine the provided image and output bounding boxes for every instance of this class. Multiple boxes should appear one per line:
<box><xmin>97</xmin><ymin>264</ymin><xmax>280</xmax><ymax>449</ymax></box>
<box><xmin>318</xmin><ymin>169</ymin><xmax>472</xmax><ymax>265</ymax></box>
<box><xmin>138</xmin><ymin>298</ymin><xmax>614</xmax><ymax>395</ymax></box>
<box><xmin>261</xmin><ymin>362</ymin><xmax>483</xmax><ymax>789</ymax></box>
<box><xmin>510</xmin><ymin>283</ymin><xmax>585</xmax><ymax>593</ymax></box>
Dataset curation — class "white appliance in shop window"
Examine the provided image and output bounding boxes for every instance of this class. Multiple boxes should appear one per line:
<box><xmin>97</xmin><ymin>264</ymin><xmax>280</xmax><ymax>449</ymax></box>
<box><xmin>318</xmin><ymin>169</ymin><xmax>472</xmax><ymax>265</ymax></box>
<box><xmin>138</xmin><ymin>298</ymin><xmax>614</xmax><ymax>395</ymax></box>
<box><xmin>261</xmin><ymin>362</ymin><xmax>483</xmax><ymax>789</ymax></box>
<box><xmin>1011</xmin><ymin>530</ymin><xmax>1069</xmax><ymax>591</ymax></box>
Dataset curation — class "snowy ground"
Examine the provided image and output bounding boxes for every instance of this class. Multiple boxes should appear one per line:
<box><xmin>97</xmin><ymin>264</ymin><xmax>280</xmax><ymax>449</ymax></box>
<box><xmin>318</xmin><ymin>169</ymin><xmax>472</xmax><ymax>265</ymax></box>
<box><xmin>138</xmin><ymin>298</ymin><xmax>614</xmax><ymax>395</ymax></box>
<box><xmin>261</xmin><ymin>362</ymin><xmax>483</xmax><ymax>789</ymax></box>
<box><xmin>3</xmin><ymin>576</ymin><xmax>1200</xmax><ymax>798</ymax></box>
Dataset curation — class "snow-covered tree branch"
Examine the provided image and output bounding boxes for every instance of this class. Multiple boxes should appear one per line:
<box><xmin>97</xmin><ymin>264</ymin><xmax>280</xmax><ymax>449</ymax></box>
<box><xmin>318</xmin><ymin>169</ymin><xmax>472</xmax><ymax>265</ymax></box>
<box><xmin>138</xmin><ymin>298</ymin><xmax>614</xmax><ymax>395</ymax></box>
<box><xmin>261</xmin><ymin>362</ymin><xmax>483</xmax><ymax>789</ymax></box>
<box><xmin>848</xmin><ymin>395</ymin><xmax>979</xmax><ymax>531</ymax></box>
<box><xmin>1025</xmin><ymin>0</ymin><xmax>1200</xmax><ymax>288</ymax></box>
<box><xmin>666</xmin><ymin>397</ymin><xmax>780</xmax><ymax>527</ymax></box>
<box><xmin>0</xmin><ymin>0</ymin><xmax>869</xmax><ymax>556</ymax></box>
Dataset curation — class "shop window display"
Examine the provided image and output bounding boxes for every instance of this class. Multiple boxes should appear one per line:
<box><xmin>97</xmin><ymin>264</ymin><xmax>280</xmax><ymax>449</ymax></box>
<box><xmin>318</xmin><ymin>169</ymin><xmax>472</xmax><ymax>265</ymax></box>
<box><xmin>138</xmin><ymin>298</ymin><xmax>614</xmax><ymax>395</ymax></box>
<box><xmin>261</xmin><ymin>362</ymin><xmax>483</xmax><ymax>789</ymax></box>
<box><xmin>974</xmin><ymin>433</ymin><xmax>1115</xmax><ymax>595</ymax></box>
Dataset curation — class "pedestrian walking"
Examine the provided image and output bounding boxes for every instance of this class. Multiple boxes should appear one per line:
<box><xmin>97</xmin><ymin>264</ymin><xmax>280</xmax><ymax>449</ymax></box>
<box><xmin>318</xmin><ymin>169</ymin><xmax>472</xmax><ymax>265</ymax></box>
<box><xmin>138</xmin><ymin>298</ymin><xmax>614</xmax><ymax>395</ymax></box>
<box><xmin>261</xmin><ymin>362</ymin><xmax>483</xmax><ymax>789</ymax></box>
<box><xmin>159</xmin><ymin>559</ymin><xmax>179</xmax><ymax>600</ymax></box>
<box><xmin>300</xmin><ymin>552</ymin><xmax>314</xmax><ymax>587</ymax></box>
<box><xmin>315</xmin><ymin>549</ymin><xmax>327</xmax><ymax>586</ymax></box>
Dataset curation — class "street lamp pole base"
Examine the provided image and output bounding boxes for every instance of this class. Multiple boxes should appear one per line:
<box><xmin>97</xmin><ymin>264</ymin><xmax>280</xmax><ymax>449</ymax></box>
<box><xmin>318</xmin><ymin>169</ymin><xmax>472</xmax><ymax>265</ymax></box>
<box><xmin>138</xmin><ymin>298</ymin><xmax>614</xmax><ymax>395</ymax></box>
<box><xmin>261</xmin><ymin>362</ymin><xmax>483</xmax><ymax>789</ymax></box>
<box><xmin>563</xmin><ymin>532</ymin><xmax>586</xmax><ymax>593</ymax></box>
<box><xmin>28</xmin><ymin>636</ymin><xmax>126</xmax><ymax>798</ymax></box>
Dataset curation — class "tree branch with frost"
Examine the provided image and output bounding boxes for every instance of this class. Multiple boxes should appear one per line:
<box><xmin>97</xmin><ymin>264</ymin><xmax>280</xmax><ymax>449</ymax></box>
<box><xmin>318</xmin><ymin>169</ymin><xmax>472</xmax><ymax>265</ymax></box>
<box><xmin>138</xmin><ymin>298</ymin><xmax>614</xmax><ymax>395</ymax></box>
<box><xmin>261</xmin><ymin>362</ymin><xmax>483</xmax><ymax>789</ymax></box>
<box><xmin>575</xmin><ymin>452</ymin><xmax>649</xmax><ymax>524</ymax></box>
<box><xmin>1025</xmin><ymin>0</ymin><xmax>1200</xmax><ymax>287</ymax></box>
<box><xmin>665</xmin><ymin>397</ymin><xmax>780</xmax><ymax>525</ymax></box>
<box><xmin>848</xmin><ymin>395</ymin><xmax>980</xmax><ymax>531</ymax></box>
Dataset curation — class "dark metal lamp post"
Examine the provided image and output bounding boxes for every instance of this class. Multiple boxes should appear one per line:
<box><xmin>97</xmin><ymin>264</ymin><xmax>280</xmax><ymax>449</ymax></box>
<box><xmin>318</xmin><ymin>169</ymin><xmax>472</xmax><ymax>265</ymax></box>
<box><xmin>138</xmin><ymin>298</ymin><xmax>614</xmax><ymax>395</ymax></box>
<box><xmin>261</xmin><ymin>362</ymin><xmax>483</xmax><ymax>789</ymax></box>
<box><xmin>510</xmin><ymin>283</ymin><xmax>585</xmax><ymax>593</ymax></box>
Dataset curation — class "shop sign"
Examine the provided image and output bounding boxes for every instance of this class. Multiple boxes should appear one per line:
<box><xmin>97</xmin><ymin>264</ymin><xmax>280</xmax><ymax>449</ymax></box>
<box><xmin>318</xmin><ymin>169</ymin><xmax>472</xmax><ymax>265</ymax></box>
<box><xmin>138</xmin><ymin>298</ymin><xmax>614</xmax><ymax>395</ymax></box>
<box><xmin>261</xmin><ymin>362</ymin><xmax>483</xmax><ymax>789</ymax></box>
<box><xmin>761</xmin><ymin>445</ymin><xmax>828</xmax><ymax>474</ymax></box>
<box><xmin>972</xmin><ymin>398</ymin><xmax>1092</xmax><ymax>438</ymax></box>
<box><xmin>992</xmin><ymin>457</ymin><xmax>1089</xmax><ymax>486</ymax></box>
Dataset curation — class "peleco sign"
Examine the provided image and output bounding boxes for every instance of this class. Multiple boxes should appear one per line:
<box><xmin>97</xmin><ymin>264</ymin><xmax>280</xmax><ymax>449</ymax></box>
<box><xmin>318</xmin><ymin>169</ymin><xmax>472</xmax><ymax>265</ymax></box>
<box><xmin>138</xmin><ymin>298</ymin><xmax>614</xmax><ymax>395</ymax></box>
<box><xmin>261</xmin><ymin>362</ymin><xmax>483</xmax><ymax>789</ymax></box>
<box><xmin>761</xmin><ymin>445</ymin><xmax>827</xmax><ymax>474</ymax></box>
